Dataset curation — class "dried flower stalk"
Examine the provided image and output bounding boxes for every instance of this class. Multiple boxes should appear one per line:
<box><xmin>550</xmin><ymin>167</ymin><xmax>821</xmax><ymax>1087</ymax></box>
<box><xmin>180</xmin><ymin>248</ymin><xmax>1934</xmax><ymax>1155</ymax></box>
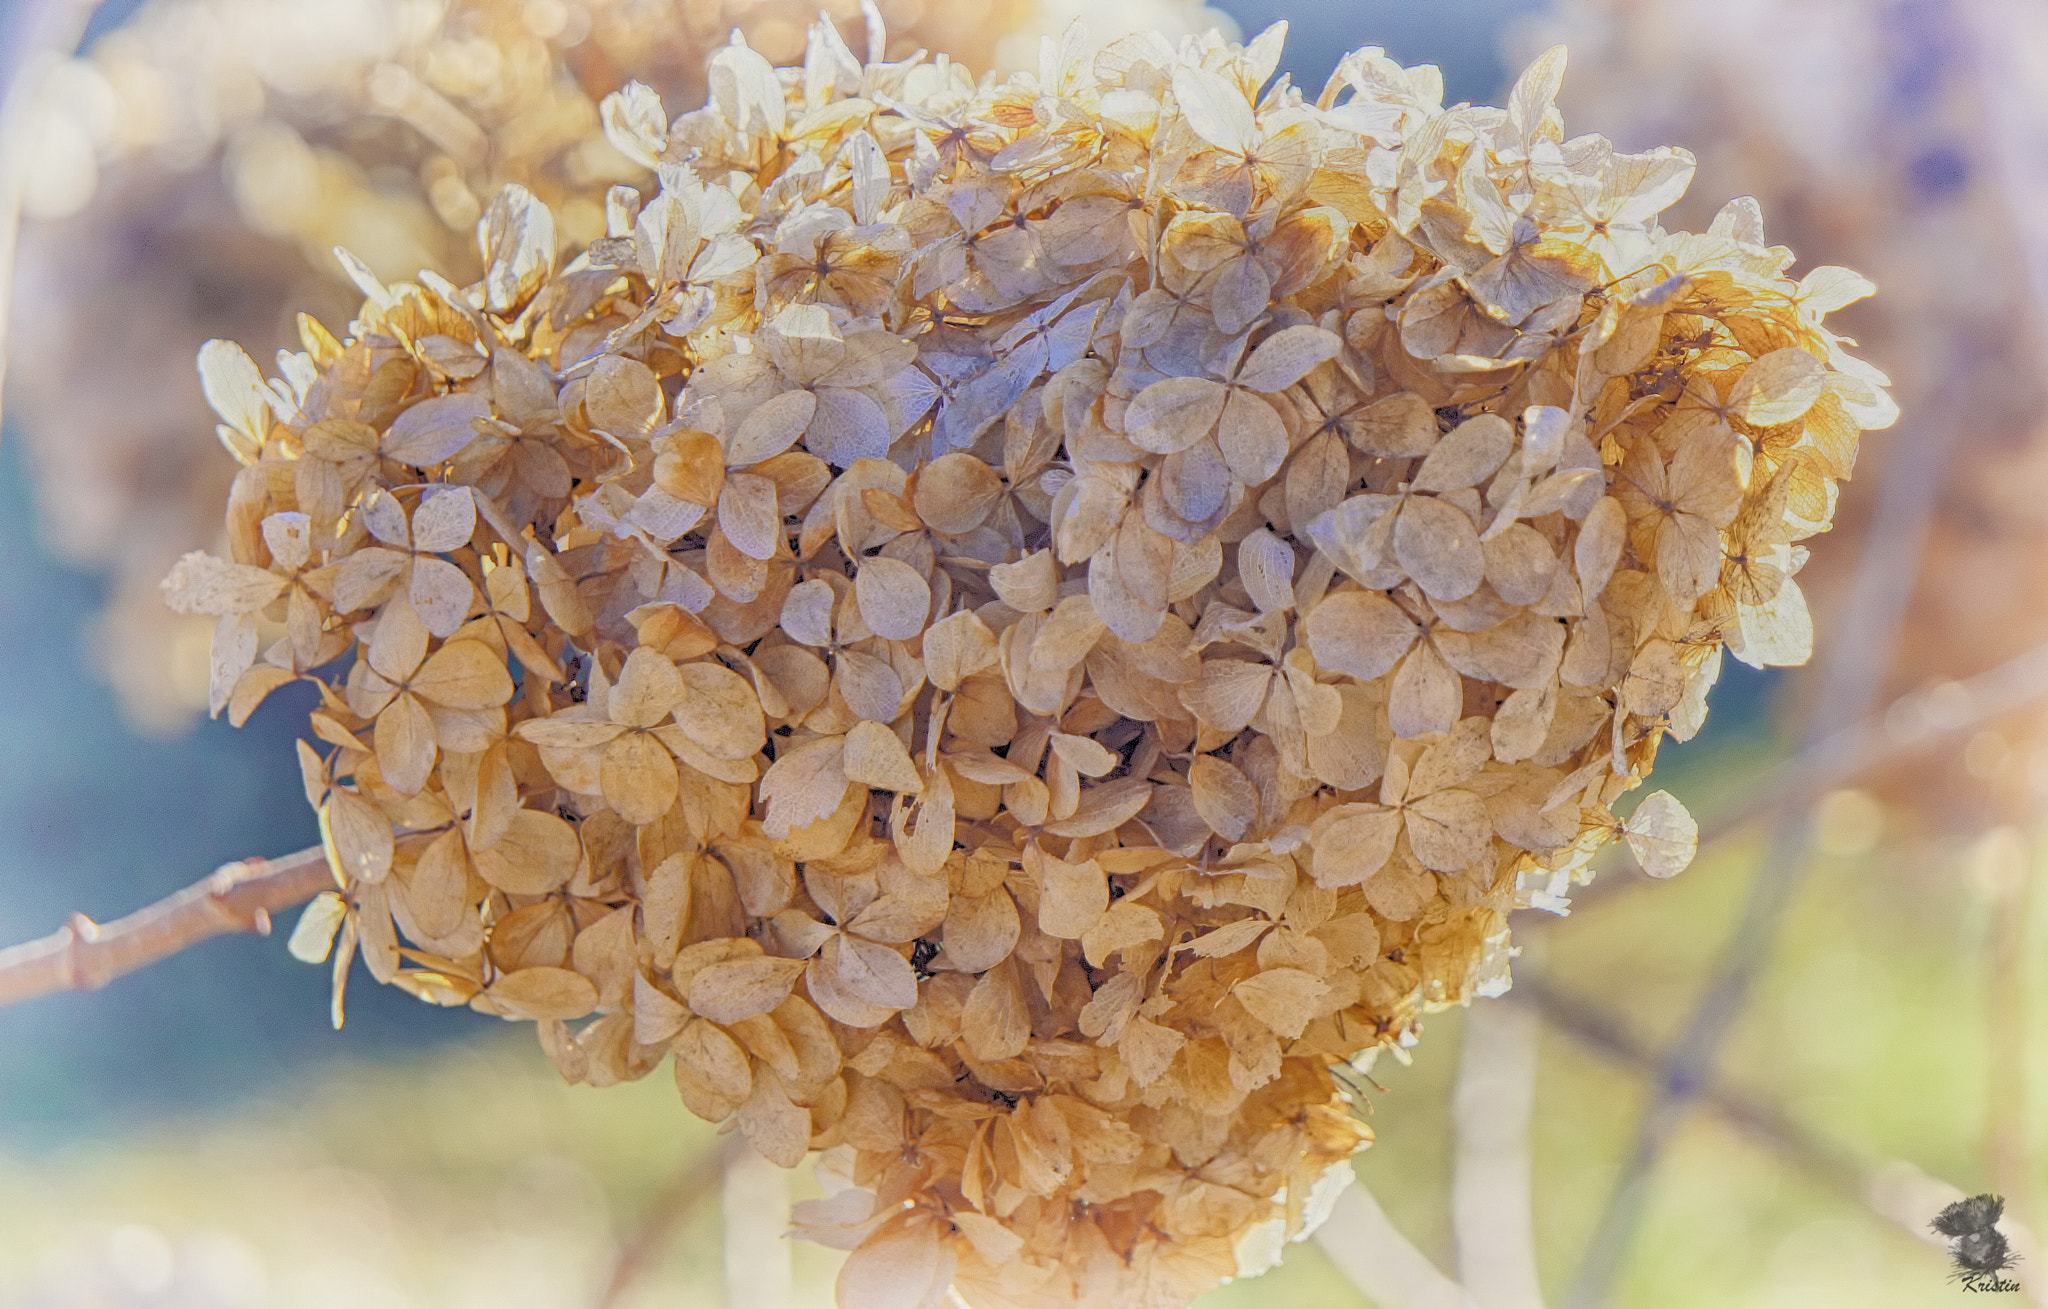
<box><xmin>153</xmin><ymin>22</ymin><xmax>1889</xmax><ymax>1307</ymax></box>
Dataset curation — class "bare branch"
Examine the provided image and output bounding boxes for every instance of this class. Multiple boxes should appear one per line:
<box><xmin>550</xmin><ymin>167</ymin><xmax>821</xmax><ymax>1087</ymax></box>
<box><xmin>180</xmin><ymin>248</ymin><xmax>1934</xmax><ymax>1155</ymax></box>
<box><xmin>1522</xmin><ymin>967</ymin><xmax>2048</xmax><ymax>1294</ymax></box>
<box><xmin>1515</xmin><ymin>973</ymin><xmax>1866</xmax><ymax>1201</ymax></box>
<box><xmin>1452</xmin><ymin>998</ymin><xmax>1546</xmax><ymax>1309</ymax></box>
<box><xmin>0</xmin><ymin>843</ymin><xmax>333</xmax><ymax>1008</ymax></box>
<box><xmin>596</xmin><ymin>1136</ymin><xmax>742</xmax><ymax>1309</ymax></box>
<box><xmin>1314</xmin><ymin>1183</ymin><xmax>1482</xmax><ymax>1309</ymax></box>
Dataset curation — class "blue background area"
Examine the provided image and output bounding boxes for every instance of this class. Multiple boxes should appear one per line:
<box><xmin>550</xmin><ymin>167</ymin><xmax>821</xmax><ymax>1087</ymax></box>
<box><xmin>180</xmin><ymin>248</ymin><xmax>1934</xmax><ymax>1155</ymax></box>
<box><xmin>1218</xmin><ymin>0</ymin><xmax>1548</xmax><ymax>103</ymax></box>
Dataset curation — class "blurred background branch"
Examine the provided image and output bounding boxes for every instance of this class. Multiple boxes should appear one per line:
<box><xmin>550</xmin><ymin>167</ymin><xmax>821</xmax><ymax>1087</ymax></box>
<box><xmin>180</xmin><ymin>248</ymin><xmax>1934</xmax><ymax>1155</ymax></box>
<box><xmin>1559</xmin><ymin>557</ymin><xmax>2048</xmax><ymax>914</ymax></box>
<box><xmin>1452</xmin><ymin>992</ymin><xmax>1546</xmax><ymax>1309</ymax></box>
<box><xmin>1523</xmin><ymin>965</ymin><xmax>2046</xmax><ymax>1309</ymax></box>
<box><xmin>1976</xmin><ymin>827</ymin><xmax>2041</xmax><ymax>1292</ymax></box>
<box><xmin>597</xmin><ymin>1137</ymin><xmax>744</xmax><ymax>1309</ymax></box>
<box><xmin>1315</xmin><ymin>1184</ymin><xmax>1483</xmax><ymax>1309</ymax></box>
<box><xmin>1630</xmin><ymin>356</ymin><xmax>1959</xmax><ymax>1068</ymax></box>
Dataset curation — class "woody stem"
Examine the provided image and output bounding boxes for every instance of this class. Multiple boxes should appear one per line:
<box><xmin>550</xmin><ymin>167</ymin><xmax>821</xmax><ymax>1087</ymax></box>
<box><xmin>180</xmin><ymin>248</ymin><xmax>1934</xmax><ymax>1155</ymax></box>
<box><xmin>0</xmin><ymin>844</ymin><xmax>334</xmax><ymax>1008</ymax></box>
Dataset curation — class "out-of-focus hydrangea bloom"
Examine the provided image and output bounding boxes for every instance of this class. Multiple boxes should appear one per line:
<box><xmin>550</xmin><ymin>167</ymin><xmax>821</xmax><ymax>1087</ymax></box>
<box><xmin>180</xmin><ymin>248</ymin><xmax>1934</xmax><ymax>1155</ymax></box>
<box><xmin>10</xmin><ymin>0</ymin><xmax>1225</xmax><ymax>731</ymax></box>
<box><xmin>1524</xmin><ymin>0</ymin><xmax>2048</xmax><ymax>829</ymax></box>
<box><xmin>163</xmin><ymin>18</ymin><xmax>1884</xmax><ymax>1304</ymax></box>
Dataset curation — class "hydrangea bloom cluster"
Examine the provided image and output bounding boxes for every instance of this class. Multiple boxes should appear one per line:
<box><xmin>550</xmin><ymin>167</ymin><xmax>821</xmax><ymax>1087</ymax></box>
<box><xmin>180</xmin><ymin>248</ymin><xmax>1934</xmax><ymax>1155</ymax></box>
<box><xmin>163</xmin><ymin>24</ymin><xmax>1891</xmax><ymax>1307</ymax></box>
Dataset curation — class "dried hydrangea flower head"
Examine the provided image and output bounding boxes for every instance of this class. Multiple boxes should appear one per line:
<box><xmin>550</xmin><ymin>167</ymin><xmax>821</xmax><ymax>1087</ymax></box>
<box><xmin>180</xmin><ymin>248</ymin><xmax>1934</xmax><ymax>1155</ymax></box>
<box><xmin>163</xmin><ymin>24</ymin><xmax>1890</xmax><ymax>1307</ymax></box>
<box><xmin>13</xmin><ymin>0</ymin><xmax>1221</xmax><ymax>731</ymax></box>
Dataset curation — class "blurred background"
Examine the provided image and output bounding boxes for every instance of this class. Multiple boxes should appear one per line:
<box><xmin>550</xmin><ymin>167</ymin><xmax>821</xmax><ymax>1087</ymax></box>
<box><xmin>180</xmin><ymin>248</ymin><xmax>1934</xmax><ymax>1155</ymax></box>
<box><xmin>0</xmin><ymin>0</ymin><xmax>2040</xmax><ymax>1305</ymax></box>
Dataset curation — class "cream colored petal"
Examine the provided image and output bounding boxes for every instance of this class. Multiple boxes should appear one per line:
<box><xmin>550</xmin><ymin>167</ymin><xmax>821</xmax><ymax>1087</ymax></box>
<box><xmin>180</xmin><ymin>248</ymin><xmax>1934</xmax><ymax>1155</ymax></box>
<box><xmin>375</xmin><ymin>691</ymin><xmax>437</xmax><ymax>796</ymax></box>
<box><xmin>610</xmin><ymin>645</ymin><xmax>687</xmax><ymax>728</ymax></box>
<box><xmin>473</xmin><ymin>808</ymin><xmax>580</xmax><ymax>895</ymax></box>
<box><xmin>412</xmin><ymin>639</ymin><xmax>514</xmax><ymax>709</ymax></box>
<box><xmin>841</xmin><ymin>719</ymin><xmax>923</xmax><ymax>793</ymax></box>
<box><xmin>601</xmin><ymin>730</ymin><xmax>681</xmax><ymax>825</ymax></box>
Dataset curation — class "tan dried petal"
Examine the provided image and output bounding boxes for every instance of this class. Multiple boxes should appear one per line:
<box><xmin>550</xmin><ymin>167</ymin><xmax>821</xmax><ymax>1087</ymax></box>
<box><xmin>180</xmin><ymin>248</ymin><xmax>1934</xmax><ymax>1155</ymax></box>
<box><xmin>1305</xmin><ymin>590</ymin><xmax>1419</xmax><ymax>680</ymax></box>
<box><xmin>759</xmin><ymin>736</ymin><xmax>850</xmax><ymax>838</ymax></box>
<box><xmin>1730</xmin><ymin>347</ymin><xmax>1826</xmax><ymax>426</ymax></box>
<box><xmin>672</xmin><ymin>662</ymin><xmax>767</xmax><ymax>760</ymax></box>
<box><xmin>325</xmin><ymin>790</ymin><xmax>393</xmax><ymax>884</ymax></box>
<box><xmin>1311</xmin><ymin>805</ymin><xmax>1401</xmax><ymax>887</ymax></box>
<box><xmin>1126</xmin><ymin>376</ymin><xmax>1226</xmax><ymax>455</ymax></box>
<box><xmin>602</xmin><ymin>730</ymin><xmax>682</xmax><ymax>825</ymax></box>
<box><xmin>961</xmin><ymin>964</ymin><xmax>1030</xmax><ymax>1062</ymax></box>
<box><xmin>689</xmin><ymin>956</ymin><xmax>809</xmax><ymax>1024</ymax></box>
<box><xmin>856</xmin><ymin>556</ymin><xmax>933</xmax><ymax>642</ymax></box>
<box><xmin>412</xmin><ymin>641</ymin><xmax>514</xmax><ymax>710</ymax></box>
<box><xmin>161</xmin><ymin>552</ymin><xmax>286</xmax><ymax>616</ymax></box>
<box><xmin>1393</xmin><ymin>496</ymin><xmax>1485</xmax><ymax>601</ymax></box>
<box><xmin>1412</xmin><ymin>415</ymin><xmax>1513</xmax><ymax>493</ymax></box>
<box><xmin>820</xmin><ymin>932</ymin><xmax>918</xmax><ymax>1012</ymax></box>
<box><xmin>611</xmin><ymin>646</ymin><xmax>687</xmax><ymax>728</ymax></box>
<box><xmin>1235</xmin><ymin>968</ymin><xmax>1329</xmax><ymax>1039</ymax></box>
<box><xmin>197</xmin><ymin>339</ymin><xmax>275</xmax><ymax>453</ymax></box>
<box><xmin>587</xmin><ymin>355</ymin><xmax>664</xmax><ymax>437</ymax></box>
<box><xmin>922</xmin><ymin>610</ymin><xmax>1000</xmax><ymax>692</ymax></box>
<box><xmin>841</xmin><ymin>720</ymin><xmax>923</xmax><ymax>793</ymax></box>
<box><xmin>375</xmin><ymin>692</ymin><xmax>438</xmax><ymax>796</ymax></box>
<box><xmin>913</xmin><ymin>453</ymin><xmax>1005</xmax><ymax>534</ymax></box>
<box><xmin>1188</xmin><ymin>755</ymin><xmax>1259</xmax><ymax>842</ymax></box>
<box><xmin>490</xmin><ymin>967</ymin><xmax>598</xmax><ymax>1021</ymax></box>
<box><xmin>675</xmin><ymin>1018</ymin><xmax>753</xmax><ymax>1121</ymax></box>
<box><xmin>474</xmin><ymin>809</ymin><xmax>579</xmax><ymax>895</ymax></box>
<box><xmin>1036</xmin><ymin>851</ymin><xmax>1109</xmax><ymax>939</ymax></box>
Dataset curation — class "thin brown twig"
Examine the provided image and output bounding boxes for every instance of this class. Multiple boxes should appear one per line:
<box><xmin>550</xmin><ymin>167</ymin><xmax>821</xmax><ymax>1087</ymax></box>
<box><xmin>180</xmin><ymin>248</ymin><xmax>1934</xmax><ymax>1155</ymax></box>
<box><xmin>0</xmin><ymin>843</ymin><xmax>333</xmax><ymax>1007</ymax></box>
<box><xmin>596</xmin><ymin>1135</ymin><xmax>745</xmax><ymax>1309</ymax></box>
<box><xmin>1694</xmin><ymin>644</ymin><xmax>2048</xmax><ymax>850</ymax></box>
<box><xmin>0</xmin><ymin>833</ymin><xmax>744</xmax><ymax>1305</ymax></box>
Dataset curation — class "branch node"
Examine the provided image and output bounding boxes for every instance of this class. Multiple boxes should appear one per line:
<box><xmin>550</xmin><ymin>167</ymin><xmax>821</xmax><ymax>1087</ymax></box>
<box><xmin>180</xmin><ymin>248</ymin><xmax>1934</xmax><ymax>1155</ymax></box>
<box><xmin>207</xmin><ymin>857</ymin><xmax>257</xmax><ymax>894</ymax></box>
<box><xmin>63</xmin><ymin>913</ymin><xmax>99</xmax><ymax>991</ymax></box>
